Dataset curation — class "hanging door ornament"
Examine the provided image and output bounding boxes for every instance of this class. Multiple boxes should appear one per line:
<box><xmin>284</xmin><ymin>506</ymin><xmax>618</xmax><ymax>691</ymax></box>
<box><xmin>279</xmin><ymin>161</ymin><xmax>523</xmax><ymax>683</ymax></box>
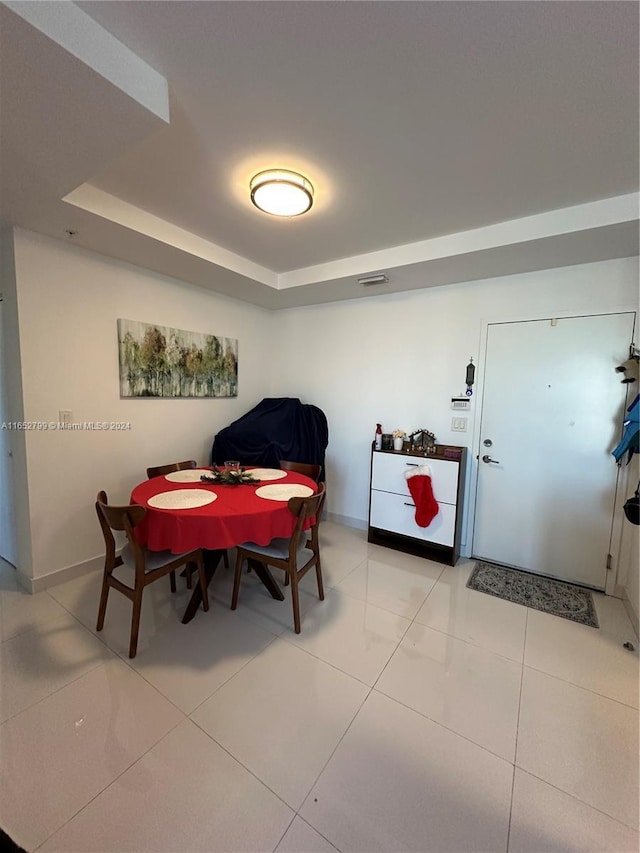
<box><xmin>465</xmin><ymin>357</ymin><xmax>475</xmax><ymax>397</ymax></box>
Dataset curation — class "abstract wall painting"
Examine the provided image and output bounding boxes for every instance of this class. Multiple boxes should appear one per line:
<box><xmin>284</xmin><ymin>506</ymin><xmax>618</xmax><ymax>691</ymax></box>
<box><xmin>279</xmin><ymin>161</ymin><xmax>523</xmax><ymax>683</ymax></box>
<box><xmin>117</xmin><ymin>319</ymin><xmax>238</xmax><ymax>398</ymax></box>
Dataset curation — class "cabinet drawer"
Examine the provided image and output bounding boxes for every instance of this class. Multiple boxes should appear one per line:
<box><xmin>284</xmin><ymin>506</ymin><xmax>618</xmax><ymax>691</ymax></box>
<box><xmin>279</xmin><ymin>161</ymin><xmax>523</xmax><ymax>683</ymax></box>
<box><xmin>369</xmin><ymin>489</ymin><xmax>455</xmax><ymax>547</ymax></box>
<box><xmin>372</xmin><ymin>453</ymin><xmax>460</xmax><ymax>505</ymax></box>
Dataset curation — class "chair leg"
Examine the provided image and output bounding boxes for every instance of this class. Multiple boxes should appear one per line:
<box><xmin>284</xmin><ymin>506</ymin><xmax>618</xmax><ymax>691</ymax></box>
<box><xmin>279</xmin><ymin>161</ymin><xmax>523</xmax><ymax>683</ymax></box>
<box><xmin>223</xmin><ymin>550</ymin><xmax>229</xmax><ymax>569</ymax></box>
<box><xmin>96</xmin><ymin>575</ymin><xmax>110</xmax><ymax>631</ymax></box>
<box><xmin>170</xmin><ymin>570</ymin><xmax>177</xmax><ymax>593</ymax></box>
<box><xmin>315</xmin><ymin>556</ymin><xmax>325</xmax><ymax>601</ymax></box>
<box><xmin>231</xmin><ymin>552</ymin><xmax>244</xmax><ymax>610</ymax></box>
<box><xmin>196</xmin><ymin>556</ymin><xmax>209</xmax><ymax>612</ymax></box>
<box><xmin>185</xmin><ymin>564</ymin><xmax>193</xmax><ymax>589</ymax></box>
<box><xmin>284</xmin><ymin>570</ymin><xmax>290</xmax><ymax>586</ymax></box>
<box><xmin>129</xmin><ymin>589</ymin><xmax>143</xmax><ymax>658</ymax></box>
<box><xmin>290</xmin><ymin>570</ymin><xmax>301</xmax><ymax>634</ymax></box>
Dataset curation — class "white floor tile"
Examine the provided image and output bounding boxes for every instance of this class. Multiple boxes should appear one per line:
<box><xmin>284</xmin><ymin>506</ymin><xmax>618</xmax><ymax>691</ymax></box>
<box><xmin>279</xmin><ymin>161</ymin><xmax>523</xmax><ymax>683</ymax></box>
<box><xmin>300</xmin><ymin>690</ymin><xmax>513</xmax><ymax>852</ymax></box>
<box><xmin>0</xmin><ymin>583</ymin><xmax>70</xmax><ymax>643</ymax></box>
<box><xmin>40</xmin><ymin>719</ymin><xmax>293</xmax><ymax>852</ymax></box>
<box><xmin>126</xmin><ymin>600</ymin><xmax>276</xmax><ymax>713</ymax></box>
<box><xmin>414</xmin><ymin>564</ymin><xmax>527</xmax><ymax>662</ymax></box>
<box><xmin>221</xmin><ymin>561</ymin><xmax>323</xmax><ymax>635</ymax></box>
<box><xmin>0</xmin><ymin>658</ymin><xmax>183</xmax><ymax>851</ymax></box>
<box><xmin>321</xmin><ymin>521</ymin><xmax>368</xmax><ymax>556</ymax></box>
<box><xmin>365</xmin><ymin>543</ymin><xmax>445</xmax><ymax>575</ymax></box>
<box><xmin>275</xmin><ymin>816</ymin><xmax>340</xmax><ymax>853</ymax></box>
<box><xmin>525</xmin><ymin>597</ymin><xmax>639</xmax><ymax>707</ymax></box>
<box><xmin>509</xmin><ymin>769</ymin><xmax>640</xmax><ymax>852</ymax></box>
<box><xmin>192</xmin><ymin>638</ymin><xmax>368</xmax><ymax>809</ymax></box>
<box><xmin>376</xmin><ymin>622</ymin><xmax>521</xmax><ymax>760</ymax></box>
<box><xmin>335</xmin><ymin>552</ymin><xmax>441</xmax><ymax>619</ymax></box>
<box><xmin>4</xmin><ymin>521</ymin><xmax>637</xmax><ymax>852</ymax></box>
<box><xmin>48</xmin><ymin>567</ymin><xmax>195</xmax><ymax>658</ymax></box>
<box><xmin>286</xmin><ymin>588</ymin><xmax>410</xmax><ymax>685</ymax></box>
<box><xmin>0</xmin><ymin>612</ymin><xmax>112</xmax><ymax>723</ymax></box>
<box><xmin>517</xmin><ymin>667</ymin><xmax>639</xmax><ymax>829</ymax></box>
<box><xmin>299</xmin><ymin>543</ymin><xmax>365</xmax><ymax>593</ymax></box>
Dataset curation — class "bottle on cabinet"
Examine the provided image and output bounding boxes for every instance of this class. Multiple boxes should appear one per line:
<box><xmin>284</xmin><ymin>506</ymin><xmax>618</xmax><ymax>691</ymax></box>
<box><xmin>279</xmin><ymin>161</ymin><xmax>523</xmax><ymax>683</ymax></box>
<box><xmin>375</xmin><ymin>423</ymin><xmax>382</xmax><ymax>450</ymax></box>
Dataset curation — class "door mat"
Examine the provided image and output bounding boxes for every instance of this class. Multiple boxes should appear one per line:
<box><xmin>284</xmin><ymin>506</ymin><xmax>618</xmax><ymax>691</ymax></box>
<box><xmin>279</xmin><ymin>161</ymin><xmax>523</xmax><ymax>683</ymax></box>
<box><xmin>467</xmin><ymin>561</ymin><xmax>599</xmax><ymax>628</ymax></box>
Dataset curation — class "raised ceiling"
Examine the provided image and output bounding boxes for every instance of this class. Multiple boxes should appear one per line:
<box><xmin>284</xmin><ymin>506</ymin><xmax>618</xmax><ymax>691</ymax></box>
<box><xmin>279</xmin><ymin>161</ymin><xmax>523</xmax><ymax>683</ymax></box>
<box><xmin>1</xmin><ymin>1</ymin><xmax>638</xmax><ymax>308</ymax></box>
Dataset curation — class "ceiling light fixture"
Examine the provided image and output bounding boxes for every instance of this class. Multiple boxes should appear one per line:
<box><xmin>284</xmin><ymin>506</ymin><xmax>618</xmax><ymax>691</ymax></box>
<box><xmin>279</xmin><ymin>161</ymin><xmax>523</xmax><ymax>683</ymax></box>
<box><xmin>358</xmin><ymin>274</ymin><xmax>389</xmax><ymax>287</ymax></box>
<box><xmin>250</xmin><ymin>169</ymin><xmax>314</xmax><ymax>216</ymax></box>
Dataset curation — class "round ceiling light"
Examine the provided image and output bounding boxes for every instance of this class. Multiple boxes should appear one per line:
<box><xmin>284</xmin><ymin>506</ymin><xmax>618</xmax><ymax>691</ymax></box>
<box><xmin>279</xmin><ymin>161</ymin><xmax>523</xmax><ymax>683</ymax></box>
<box><xmin>250</xmin><ymin>169</ymin><xmax>314</xmax><ymax>216</ymax></box>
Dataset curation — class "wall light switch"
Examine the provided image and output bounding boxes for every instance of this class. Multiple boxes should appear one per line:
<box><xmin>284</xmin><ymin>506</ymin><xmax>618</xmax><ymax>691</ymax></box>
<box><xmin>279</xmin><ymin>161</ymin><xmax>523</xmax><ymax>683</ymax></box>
<box><xmin>451</xmin><ymin>417</ymin><xmax>468</xmax><ymax>432</ymax></box>
<box><xmin>59</xmin><ymin>410</ymin><xmax>73</xmax><ymax>425</ymax></box>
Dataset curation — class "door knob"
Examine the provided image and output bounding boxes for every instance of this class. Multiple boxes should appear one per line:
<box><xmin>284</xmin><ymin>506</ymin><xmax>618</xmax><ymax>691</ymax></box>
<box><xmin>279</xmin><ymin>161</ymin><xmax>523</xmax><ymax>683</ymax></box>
<box><xmin>482</xmin><ymin>455</ymin><xmax>500</xmax><ymax>464</ymax></box>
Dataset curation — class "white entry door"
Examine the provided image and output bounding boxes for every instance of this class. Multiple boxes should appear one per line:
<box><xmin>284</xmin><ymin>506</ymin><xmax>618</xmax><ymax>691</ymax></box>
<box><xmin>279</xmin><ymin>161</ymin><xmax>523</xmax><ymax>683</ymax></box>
<box><xmin>472</xmin><ymin>312</ymin><xmax>635</xmax><ymax>590</ymax></box>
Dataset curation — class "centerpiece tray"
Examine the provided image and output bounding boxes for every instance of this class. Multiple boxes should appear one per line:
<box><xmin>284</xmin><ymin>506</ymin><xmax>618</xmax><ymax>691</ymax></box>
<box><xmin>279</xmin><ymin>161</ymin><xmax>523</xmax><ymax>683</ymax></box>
<box><xmin>200</xmin><ymin>466</ymin><xmax>261</xmax><ymax>486</ymax></box>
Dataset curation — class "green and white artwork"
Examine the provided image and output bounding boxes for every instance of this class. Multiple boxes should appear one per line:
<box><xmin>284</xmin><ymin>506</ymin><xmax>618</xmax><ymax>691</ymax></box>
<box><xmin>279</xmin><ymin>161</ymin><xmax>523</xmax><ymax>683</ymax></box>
<box><xmin>117</xmin><ymin>319</ymin><xmax>238</xmax><ymax>398</ymax></box>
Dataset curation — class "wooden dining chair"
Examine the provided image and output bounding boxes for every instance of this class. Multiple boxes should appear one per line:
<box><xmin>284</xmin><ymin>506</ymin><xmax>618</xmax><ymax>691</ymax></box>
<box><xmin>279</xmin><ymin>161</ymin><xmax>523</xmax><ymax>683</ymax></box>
<box><xmin>244</xmin><ymin>459</ymin><xmax>321</xmax><ymax>583</ymax></box>
<box><xmin>231</xmin><ymin>483</ymin><xmax>326</xmax><ymax>633</ymax></box>
<box><xmin>95</xmin><ymin>490</ymin><xmax>209</xmax><ymax>658</ymax></box>
<box><xmin>146</xmin><ymin>459</ymin><xmax>197</xmax><ymax>479</ymax></box>
<box><xmin>278</xmin><ymin>459</ymin><xmax>323</xmax><ymax>483</ymax></box>
<box><xmin>145</xmin><ymin>460</ymin><xmax>229</xmax><ymax>580</ymax></box>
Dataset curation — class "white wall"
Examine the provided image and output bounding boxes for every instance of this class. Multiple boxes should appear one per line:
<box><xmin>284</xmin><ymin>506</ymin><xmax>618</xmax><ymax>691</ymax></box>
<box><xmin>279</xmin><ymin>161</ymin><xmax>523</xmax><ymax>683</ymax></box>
<box><xmin>12</xmin><ymin>228</ymin><xmax>276</xmax><ymax>586</ymax></box>
<box><xmin>9</xmin><ymin>228</ymin><xmax>640</xmax><ymax>604</ymax></box>
<box><xmin>271</xmin><ymin>257</ymin><xmax>640</xmax><ymax>563</ymax></box>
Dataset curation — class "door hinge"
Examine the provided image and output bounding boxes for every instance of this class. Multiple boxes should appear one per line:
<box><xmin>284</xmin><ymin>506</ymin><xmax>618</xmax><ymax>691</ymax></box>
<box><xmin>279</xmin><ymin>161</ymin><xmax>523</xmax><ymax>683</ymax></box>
<box><xmin>606</xmin><ymin>553</ymin><xmax>613</xmax><ymax>571</ymax></box>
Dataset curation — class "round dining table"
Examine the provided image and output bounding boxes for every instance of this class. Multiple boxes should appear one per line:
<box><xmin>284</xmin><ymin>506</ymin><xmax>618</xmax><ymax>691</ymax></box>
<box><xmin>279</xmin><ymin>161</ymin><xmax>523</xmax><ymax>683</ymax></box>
<box><xmin>130</xmin><ymin>467</ymin><xmax>318</xmax><ymax>623</ymax></box>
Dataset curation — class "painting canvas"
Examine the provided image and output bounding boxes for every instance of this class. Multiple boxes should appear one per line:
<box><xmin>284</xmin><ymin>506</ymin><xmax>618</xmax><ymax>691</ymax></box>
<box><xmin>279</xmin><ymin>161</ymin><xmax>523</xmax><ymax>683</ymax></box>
<box><xmin>118</xmin><ymin>319</ymin><xmax>238</xmax><ymax>398</ymax></box>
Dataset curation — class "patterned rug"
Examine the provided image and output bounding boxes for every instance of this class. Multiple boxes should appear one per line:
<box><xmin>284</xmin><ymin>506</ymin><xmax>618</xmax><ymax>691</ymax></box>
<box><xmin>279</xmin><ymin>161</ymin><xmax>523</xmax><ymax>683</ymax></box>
<box><xmin>467</xmin><ymin>561</ymin><xmax>599</xmax><ymax>628</ymax></box>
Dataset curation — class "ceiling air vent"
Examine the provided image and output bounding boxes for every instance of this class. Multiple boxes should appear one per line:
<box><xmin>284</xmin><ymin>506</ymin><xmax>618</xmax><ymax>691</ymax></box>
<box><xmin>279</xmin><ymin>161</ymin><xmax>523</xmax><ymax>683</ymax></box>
<box><xmin>358</xmin><ymin>274</ymin><xmax>389</xmax><ymax>287</ymax></box>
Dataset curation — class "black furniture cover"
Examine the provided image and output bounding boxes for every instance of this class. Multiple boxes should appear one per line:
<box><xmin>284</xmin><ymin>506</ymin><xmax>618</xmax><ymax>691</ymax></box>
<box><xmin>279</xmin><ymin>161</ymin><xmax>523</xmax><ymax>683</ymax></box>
<box><xmin>211</xmin><ymin>397</ymin><xmax>329</xmax><ymax>479</ymax></box>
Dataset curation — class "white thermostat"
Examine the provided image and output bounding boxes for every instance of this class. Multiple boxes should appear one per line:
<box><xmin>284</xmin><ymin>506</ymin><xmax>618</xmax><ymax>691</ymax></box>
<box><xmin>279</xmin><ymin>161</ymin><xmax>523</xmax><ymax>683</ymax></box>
<box><xmin>451</xmin><ymin>397</ymin><xmax>471</xmax><ymax>411</ymax></box>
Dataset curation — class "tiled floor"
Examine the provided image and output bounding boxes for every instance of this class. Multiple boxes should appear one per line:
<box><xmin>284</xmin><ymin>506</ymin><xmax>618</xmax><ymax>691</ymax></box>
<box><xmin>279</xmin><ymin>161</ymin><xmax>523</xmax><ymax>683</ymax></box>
<box><xmin>1</xmin><ymin>522</ymin><xmax>638</xmax><ymax>852</ymax></box>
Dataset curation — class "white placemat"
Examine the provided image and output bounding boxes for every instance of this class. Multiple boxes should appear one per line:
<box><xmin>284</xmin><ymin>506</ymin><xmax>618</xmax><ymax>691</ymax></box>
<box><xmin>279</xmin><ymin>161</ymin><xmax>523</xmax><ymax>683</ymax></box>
<box><xmin>147</xmin><ymin>489</ymin><xmax>217</xmax><ymax>509</ymax></box>
<box><xmin>248</xmin><ymin>468</ymin><xmax>287</xmax><ymax>481</ymax></box>
<box><xmin>164</xmin><ymin>469</ymin><xmax>212</xmax><ymax>483</ymax></box>
<box><xmin>255</xmin><ymin>484</ymin><xmax>314</xmax><ymax>502</ymax></box>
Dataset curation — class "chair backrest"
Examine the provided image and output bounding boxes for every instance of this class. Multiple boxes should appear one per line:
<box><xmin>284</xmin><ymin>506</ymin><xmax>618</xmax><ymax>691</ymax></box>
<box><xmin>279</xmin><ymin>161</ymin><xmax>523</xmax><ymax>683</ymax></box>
<box><xmin>146</xmin><ymin>459</ymin><xmax>197</xmax><ymax>479</ymax></box>
<box><xmin>286</xmin><ymin>483</ymin><xmax>326</xmax><ymax>555</ymax></box>
<box><xmin>96</xmin><ymin>490</ymin><xmax>147</xmax><ymax>569</ymax></box>
<box><xmin>279</xmin><ymin>459</ymin><xmax>322</xmax><ymax>483</ymax></box>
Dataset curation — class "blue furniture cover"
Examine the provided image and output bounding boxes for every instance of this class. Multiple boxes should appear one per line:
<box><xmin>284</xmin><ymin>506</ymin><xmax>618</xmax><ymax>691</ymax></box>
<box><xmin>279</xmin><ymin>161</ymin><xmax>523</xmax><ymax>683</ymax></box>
<box><xmin>211</xmin><ymin>397</ymin><xmax>329</xmax><ymax>480</ymax></box>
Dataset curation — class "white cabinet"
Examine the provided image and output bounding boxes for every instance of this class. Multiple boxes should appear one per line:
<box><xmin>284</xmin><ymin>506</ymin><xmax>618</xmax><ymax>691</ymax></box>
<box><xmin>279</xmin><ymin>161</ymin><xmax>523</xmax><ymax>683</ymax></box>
<box><xmin>368</xmin><ymin>446</ymin><xmax>467</xmax><ymax>565</ymax></box>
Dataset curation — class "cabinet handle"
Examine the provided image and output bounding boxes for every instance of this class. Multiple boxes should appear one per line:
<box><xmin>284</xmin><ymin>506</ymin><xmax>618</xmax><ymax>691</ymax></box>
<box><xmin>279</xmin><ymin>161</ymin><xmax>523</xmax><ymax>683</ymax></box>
<box><xmin>405</xmin><ymin>463</ymin><xmax>418</xmax><ymax>467</ymax></box>
<box><xmin>404</xmin><ymin>502</ymin><xmax>416</xmax><ymax>507</ymax></box>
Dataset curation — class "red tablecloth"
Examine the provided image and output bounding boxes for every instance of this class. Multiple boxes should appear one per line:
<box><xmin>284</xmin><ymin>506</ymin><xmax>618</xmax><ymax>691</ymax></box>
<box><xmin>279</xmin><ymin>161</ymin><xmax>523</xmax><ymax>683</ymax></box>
<box><xmin>130</xmin><ymin>469</ymin><xmax>317</xmax><ymax>554</ymax></box>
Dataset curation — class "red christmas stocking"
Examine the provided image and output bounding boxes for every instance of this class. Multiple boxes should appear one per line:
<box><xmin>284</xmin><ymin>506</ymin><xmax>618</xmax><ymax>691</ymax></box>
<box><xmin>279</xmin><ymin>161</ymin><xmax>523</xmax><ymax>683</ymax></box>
<box><xmin>406</xmin><ymin>472</ymin><xmax>439</xmax><ymax>527</ymax></box>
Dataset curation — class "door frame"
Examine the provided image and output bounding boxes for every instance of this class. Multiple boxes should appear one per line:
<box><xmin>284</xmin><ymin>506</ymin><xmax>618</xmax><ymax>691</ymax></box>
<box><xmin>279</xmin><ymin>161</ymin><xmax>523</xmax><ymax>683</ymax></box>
<box><xmin>0</xmin><ymin>296</ymin><xmax>18</xmax><ymax>567</ymax></box>
<box><xmin>467</xmin><ymin>304</ymin><xmax>637</xmax><ymax>597</ymax></box>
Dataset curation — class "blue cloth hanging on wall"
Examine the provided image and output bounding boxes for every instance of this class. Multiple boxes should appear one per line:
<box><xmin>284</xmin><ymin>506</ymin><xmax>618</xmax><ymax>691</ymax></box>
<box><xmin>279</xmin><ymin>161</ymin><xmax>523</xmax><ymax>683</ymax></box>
<box><xmin>612</xmin><ymin>394</ymin><xmax>639</xmax><ymax>464</ymax></box>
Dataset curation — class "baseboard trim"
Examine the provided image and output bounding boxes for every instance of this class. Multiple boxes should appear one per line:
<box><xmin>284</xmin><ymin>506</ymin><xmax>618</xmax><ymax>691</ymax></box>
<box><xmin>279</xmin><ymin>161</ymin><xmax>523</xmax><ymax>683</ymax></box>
<box><xmin>327</xmin><ymin>512</ymin><xmax>368</xmax><ymax>531</ymax></box>
<box><xmin>23</xmin><ymin>555</ymin><xmax>104</xmax><ymax>594</ymax></box>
